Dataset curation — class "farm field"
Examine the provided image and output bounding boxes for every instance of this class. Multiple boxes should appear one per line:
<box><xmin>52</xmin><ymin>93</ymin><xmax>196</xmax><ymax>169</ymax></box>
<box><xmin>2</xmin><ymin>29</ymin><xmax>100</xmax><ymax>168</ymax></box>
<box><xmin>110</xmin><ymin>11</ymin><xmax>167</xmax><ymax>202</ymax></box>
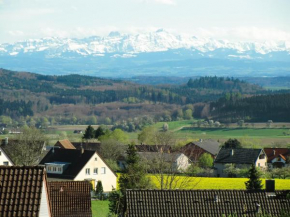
<box><xmin>2</xmin><ymin>120</ymin><xmax>290</xmax><ymax>146</ymax></box>
<box><xmin>149</xmin><ymin>176</ymin><xmax>290</xmax><ymax>190</ymax></box>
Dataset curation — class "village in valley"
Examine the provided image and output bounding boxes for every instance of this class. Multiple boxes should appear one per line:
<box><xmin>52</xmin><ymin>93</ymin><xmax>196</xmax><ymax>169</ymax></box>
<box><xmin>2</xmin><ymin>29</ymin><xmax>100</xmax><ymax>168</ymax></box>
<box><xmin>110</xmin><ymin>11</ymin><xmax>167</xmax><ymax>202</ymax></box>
<box><xmin>1</xmin><ymin>119</ymin><xmax>290</xmax><ymax>216</ymax></box>
<box><xmin>1</xmin><ymin>0</ymin><xmax>290</xmax><ymax>216</ymax></box>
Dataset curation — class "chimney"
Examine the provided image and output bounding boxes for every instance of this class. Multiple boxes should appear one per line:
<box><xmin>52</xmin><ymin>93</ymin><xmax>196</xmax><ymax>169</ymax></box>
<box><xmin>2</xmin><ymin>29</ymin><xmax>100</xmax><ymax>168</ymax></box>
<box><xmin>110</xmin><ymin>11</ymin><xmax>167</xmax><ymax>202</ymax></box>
<box><xmin>214</xmin><ymin>194</ymin><xmax>220</xmax><ymax>202</ymax></box>
<box><xmin>231</xmin><ymin>149</ymin><xmax>234</xmax><ymax>156</ymax></box>
<box><xmin>4</xmin><ymin>137</ymin><xmax>8</xmax><ymax>145</ymax></box>
<box><xmin>52</xmin><ymin>147</ymin><xmax>55</xmax><ymax>154</ymax></box>
<box><xmin>273</xmin><ymin>149</ymin><xmax>276</xmax><ymax>156</ymax></box>
<box><xmin>256</xmin><ymin>203</ymin><xmax>260</xmax><ymax>213</ymax></box>
<box><xmin>80</xmin><ymin>144</ymin><xmax>84</xmax><ymax>154</ymax></box>
<box><xmin>266</xmin><ymin>180</ymin><xmax>275</xmax><ymax>192</ymax></box>
<box><xmin>199</xmin><ymin>139</ymin><xmax>203</xmax><ymax>142</ymax></box>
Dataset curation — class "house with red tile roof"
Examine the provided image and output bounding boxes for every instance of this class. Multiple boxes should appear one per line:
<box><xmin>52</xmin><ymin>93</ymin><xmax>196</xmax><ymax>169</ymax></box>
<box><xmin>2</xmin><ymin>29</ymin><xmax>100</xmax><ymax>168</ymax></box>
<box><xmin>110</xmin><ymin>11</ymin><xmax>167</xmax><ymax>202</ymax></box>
<box><xmin>264</xmin><ymin>148</ymin><xmax>290</xmax><ymax>168</ymax></box>
<box><xmin>0</xmin><ymin>166</ymin><xmax>52</xmax><ymax>217</ymax></box>
<box><xmin>48</xmin><ymin>181</ymin><xmax>92</xmax><ymax>217</ymax></box>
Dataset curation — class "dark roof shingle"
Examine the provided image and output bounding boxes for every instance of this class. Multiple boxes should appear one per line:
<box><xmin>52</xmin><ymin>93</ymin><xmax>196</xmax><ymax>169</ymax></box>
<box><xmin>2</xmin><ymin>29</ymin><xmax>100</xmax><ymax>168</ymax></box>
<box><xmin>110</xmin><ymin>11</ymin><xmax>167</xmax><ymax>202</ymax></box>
<box><xmin>126</xmin><ymin>189</ymin><xmax>290</xmax><ymax>217</ymax></box>
<box><xmin>39</xmin><ymin>149</ymin><xmax>96</xmax><ymax>179</ymax></box>
<box><xmin>214</xmin><ymin>148</ymin><xmax>263</xmax><ymax>164</ymax></box>
<box><xmin>48</xmin><ymin>181</ymin><xmax>92</xmax><ymax>217</ymax></box>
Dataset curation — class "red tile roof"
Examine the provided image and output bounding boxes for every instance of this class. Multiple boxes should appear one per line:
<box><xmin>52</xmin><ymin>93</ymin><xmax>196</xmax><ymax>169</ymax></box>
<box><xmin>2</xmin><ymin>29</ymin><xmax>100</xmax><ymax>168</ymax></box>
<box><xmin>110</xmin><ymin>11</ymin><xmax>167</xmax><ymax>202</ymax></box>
<box><xmin>0</xmin><ymin>166</ymin><xmax>52</xmax><ymax>217</ymax></box>
<box><xmin>55</xmin><ymin>139</ymin><xmax>76</xmax><ymax>149</ymax></box>
<box><xmin>264</xmin><ymin>148</ymin><xmax>290</xmax><ymax>162</ymax></box>
<box><xmin>48</xmin><ymin>181</ymin><xmax>92</xmax><ymax>217</ymax></box>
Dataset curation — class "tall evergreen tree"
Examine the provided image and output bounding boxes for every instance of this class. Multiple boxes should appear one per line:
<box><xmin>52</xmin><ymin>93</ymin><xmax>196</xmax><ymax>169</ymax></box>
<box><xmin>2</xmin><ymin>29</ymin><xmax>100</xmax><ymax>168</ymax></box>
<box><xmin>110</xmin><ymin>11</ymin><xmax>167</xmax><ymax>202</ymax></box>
<box><xmin>108</xmin><ymin>144</ymin><xmax>151</xmax><ymax>216</ymax></box>
<box><xmin>245</xmin><ymin>164</ymin><xmax>263</xmax><ymax>190</ymax></box>
<box><xmin>94</xmin><ymin>126</ymin><xmax>105</xmax><ymax>139</ymax></box>
<box><xmin>95</xmin><ymin>180</ymin><xmax>104</xmax><ymax>200</ymax></box>
<box><xmin>83</xmin><ymin>125</ymin><xmax>95</xmax><ymax>140</ymax></box>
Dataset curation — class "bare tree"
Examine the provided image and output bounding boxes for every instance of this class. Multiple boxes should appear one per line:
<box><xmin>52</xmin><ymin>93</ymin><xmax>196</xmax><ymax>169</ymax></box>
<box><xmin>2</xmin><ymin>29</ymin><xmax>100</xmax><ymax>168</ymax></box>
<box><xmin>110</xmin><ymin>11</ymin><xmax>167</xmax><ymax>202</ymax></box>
<box><xmin>3</xmin><ymin>127</ymin><xmax>47</xmax><ymax>165</ymax></box>
<box><xmin>138</xmin><ymin>131</ymin><xmax>200</xmax><ymax>189</ymax></box>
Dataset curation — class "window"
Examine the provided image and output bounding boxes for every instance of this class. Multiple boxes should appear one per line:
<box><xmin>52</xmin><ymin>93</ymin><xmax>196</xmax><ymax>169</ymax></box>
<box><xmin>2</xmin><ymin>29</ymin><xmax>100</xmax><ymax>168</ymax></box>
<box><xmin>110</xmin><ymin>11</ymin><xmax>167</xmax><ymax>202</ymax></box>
<box><xmin>53</xmin><ymin>167</ymin><xmax>56</xmax><ymax>172</ymax></box>
<box><xmin>85</xmin><ymin>168</ymin><xmax>90</xmax><ymax>175</ymax></box>
<box><xmin>93</xmin><ymin>168</ymin><xmax>98</xmax><ymax>175</ymax></box>
<box><xmin>265</xmin><ymin>162</ymin><xmax>267</xmax><ymax>166</ymax></box>
<box><xmin>95</xmin><ymin>157</ymin><xmax>97</xmax><ymax>161</ymax></box>
<box><xmin>0</xmin><ymin>151</ymin><xmax>1</xmax><ymax>155</ymax></box>
<box><xmin>101</xmin><ymin>167</ymin><xmax>106</xmax><ymax>174</ymax></box>
<box><xmin>3</xmin><ymin>161</ymin><xmax>9</xmax><ymax>166</ymax></box>
<box><xmin>58</xmin><ymin>167</ymin><xmax>61</xmax><ymax>172</ymax></box>
<box><xmin>258</xmin><ymin>163</ymin><xmax>260</xmax><ymax>167</ymax></box>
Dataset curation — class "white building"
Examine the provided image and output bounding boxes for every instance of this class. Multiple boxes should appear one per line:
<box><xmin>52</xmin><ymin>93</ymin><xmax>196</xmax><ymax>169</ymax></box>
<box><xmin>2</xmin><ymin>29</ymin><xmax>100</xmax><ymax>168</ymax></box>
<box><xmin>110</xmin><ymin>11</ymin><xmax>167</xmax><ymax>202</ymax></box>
<box><xmin>0</xmin><ymin>146</ymin><xmax>14</xmax><ymax>166</ymax></box>
<box><xmin>214</xmin><ymin>148</ymin><xmax>267</xmax><ymax>177</ymax></box>
<box><xmin>39</xmin><ymin>148</ymin><xmax>117</xmax><ymax>192</ymax></box>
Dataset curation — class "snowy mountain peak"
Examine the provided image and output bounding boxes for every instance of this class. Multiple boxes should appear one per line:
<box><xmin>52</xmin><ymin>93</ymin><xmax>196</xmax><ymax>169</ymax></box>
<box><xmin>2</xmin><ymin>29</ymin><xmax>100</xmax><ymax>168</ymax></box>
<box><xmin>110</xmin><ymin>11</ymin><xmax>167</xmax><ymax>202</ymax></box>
<box><xmin>108</xmin><ymin>31</ymin><xmax>122</xmax><ymax>37</ymax></box>
<box><xmin>0</xmin><ymin>30</ymin><xmax>289</xmax><ymax>58</ymax></box>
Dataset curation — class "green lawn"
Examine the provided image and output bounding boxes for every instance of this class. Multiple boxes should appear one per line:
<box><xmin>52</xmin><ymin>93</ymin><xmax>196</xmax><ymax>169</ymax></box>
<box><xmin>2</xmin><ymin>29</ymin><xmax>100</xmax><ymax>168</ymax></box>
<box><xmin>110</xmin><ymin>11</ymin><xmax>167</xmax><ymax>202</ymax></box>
<box><xmin>178</xmin><ymin>127</ymin><xmax>290</xmax><ymax>138</ymax></box>
<box><xmin>153</xmin><ymin>120</ymin><xmax>194</xmax><ymax>131</ymax></box>
<box><xmin>91</xmin><ymin>200</ymin><xmax>109</xmax><ymax>217</ymax></box>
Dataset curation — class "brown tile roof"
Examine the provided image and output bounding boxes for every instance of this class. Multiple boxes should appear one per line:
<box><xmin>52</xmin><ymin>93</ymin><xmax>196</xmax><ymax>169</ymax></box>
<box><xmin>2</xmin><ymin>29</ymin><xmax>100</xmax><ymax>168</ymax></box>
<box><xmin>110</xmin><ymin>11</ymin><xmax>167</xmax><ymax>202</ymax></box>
<box><xmin>0</xmin><ymin>166</ymin><xmax>52</xmax><ymax>217</ymax></box>
<box><xmin>181</xmin><ymin>140</ymin><xmax>220</xmax><ymax>158</ymax></box>
<box><xmin>264</xmin><ymin>148</ymin><xmax>290</xmax><ymax>162</ymax></box>
<box><xmin>55</xmin><ymin>139</ymin><xmax>76</xmax><ymax>149</ymax></box>
<box><xmin>48</xmin><ymin>181</ymin><xmax>92</xmax><ymax>217</ymax></box>
<box><xmin>126</xmin><ymin>189</ymin><xmax>290</xmax><ymax>217</ymax></box>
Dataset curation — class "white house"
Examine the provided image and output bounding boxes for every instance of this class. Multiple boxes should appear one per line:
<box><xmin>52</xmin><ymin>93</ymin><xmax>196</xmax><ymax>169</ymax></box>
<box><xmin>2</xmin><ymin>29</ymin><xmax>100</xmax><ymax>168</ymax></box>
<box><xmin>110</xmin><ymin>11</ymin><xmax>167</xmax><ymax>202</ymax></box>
<box><xmin>138</xmin><ymin>152</ymin><xmax>191</xmax><ymax>172</ymax></box>
<box><xmin>214</xmin><ymin>148</ymin><xmax>267</xmax><ymax>177</ymax></box>
<box><xmin>0</xmin><ymin>146</ymin><xmax>14</xmax><ymax>166</ymax></box>
<box><xmin>39</xmin><ymin>148</ymin><xmax>117</xmax><ymax>192</ymax></box>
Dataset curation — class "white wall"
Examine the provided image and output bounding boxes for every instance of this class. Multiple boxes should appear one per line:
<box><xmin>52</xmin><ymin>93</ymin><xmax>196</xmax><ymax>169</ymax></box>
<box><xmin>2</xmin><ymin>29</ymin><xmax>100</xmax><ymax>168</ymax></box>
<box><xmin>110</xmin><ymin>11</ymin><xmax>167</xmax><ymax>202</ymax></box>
<box><xmin>39</xmin><ymin>180</ymin><xmax>52</xmax><ymax>217</ymax></box>
<box><xmin>0</xmin><ymin>148</ymin><xmax>14</xmax><ymax>166</ymax></box>
<box><xmin>74</xmin><ymin>152</ymin><xmax>117</xmax><ymax>192</ymax></box>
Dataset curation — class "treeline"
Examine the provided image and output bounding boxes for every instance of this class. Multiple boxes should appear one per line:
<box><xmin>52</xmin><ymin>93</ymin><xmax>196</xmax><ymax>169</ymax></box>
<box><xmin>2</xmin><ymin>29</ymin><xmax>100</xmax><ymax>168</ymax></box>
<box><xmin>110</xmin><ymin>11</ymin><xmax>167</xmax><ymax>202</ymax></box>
<box><xmin>187</xmin><ymin>76</ymin><xmax>262</xmax><ymax>93</ymax></box>
<box><xmin>211</xmin><ymin>93</ymin><xmax>290</xmax><ymax>122</ymax></box>
<box><xmin>0</xmin><ymin>99</ymin><xmax>33</xmax><ymax>117</ymax></box>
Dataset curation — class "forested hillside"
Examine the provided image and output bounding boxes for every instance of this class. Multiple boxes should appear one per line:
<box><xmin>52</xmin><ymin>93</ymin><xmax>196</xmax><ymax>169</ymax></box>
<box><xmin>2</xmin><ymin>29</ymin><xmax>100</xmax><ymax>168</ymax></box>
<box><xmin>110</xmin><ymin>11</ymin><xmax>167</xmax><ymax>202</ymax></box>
<box><xmin>211</xmin><ymin>93</ymin><xmax>290</xmax><ymax>122</ymax></box>
<box><xmin>1</xmin><ymin>68</ymin><xmax>288</xmax><ymax>127</ymax></box>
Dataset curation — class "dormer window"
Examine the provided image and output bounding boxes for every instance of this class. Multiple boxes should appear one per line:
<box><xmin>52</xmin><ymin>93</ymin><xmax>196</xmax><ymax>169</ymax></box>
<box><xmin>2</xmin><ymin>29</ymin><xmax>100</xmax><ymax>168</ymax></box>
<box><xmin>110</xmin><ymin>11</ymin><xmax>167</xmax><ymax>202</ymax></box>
<box><xmin>45</xmin><ymin>162</ymin><xmax>70</xmax><ymax>174</ymax></box>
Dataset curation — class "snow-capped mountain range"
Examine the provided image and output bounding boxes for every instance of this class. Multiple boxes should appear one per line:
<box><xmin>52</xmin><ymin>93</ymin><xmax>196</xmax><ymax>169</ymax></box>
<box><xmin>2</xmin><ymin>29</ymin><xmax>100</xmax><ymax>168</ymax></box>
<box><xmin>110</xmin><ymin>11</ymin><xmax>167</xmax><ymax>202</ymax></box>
<box><xmin>0</xmin><ymin>29</ymin><xmax>290</xmax><ymax>77</ymax></box>
<box><xmin>1</xmin><ymin>29</ymin><xmax>290</xmax><ymax>57</ymax></box>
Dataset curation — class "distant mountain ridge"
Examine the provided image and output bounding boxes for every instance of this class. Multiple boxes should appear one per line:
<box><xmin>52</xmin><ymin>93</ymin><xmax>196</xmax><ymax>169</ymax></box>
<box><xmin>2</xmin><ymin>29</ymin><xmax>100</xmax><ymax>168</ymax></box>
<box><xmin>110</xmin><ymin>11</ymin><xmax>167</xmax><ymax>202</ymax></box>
<box><xmin>0</xmin><ymin>29</ymin><xmax>290</xmax><ymax>77</ymax></box>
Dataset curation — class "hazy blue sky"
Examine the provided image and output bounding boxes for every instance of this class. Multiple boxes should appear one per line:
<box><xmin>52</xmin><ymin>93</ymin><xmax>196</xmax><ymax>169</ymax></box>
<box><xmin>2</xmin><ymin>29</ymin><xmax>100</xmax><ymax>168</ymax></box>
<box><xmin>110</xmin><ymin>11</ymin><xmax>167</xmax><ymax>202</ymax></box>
<box><xmin>0</xmin><ymin>0</ymin><xmax>289</xmax><ymax>43</ymax></box>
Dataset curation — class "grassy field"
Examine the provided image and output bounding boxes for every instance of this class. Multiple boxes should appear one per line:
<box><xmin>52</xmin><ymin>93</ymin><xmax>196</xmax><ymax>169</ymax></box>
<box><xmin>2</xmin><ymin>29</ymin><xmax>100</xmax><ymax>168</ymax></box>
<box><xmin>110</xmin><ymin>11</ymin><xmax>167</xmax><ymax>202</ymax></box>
<box><xmin>2</xmin><ymin>120</ymin><xmax>289</xmax><ymax>146</ymax></box>
<box><xmin>92</xmin><ymin>200</ymin><xmax>109</xmax><ymax>217</ymax></box>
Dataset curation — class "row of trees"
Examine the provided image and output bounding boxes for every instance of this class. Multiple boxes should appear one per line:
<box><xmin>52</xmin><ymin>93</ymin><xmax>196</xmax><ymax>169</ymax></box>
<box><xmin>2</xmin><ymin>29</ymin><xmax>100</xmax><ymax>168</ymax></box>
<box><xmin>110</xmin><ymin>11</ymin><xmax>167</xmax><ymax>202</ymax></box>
<box><xmin>211</xmin><ymin>93</ymin><xmax>290</xmax><ymax>122</ymax></box>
